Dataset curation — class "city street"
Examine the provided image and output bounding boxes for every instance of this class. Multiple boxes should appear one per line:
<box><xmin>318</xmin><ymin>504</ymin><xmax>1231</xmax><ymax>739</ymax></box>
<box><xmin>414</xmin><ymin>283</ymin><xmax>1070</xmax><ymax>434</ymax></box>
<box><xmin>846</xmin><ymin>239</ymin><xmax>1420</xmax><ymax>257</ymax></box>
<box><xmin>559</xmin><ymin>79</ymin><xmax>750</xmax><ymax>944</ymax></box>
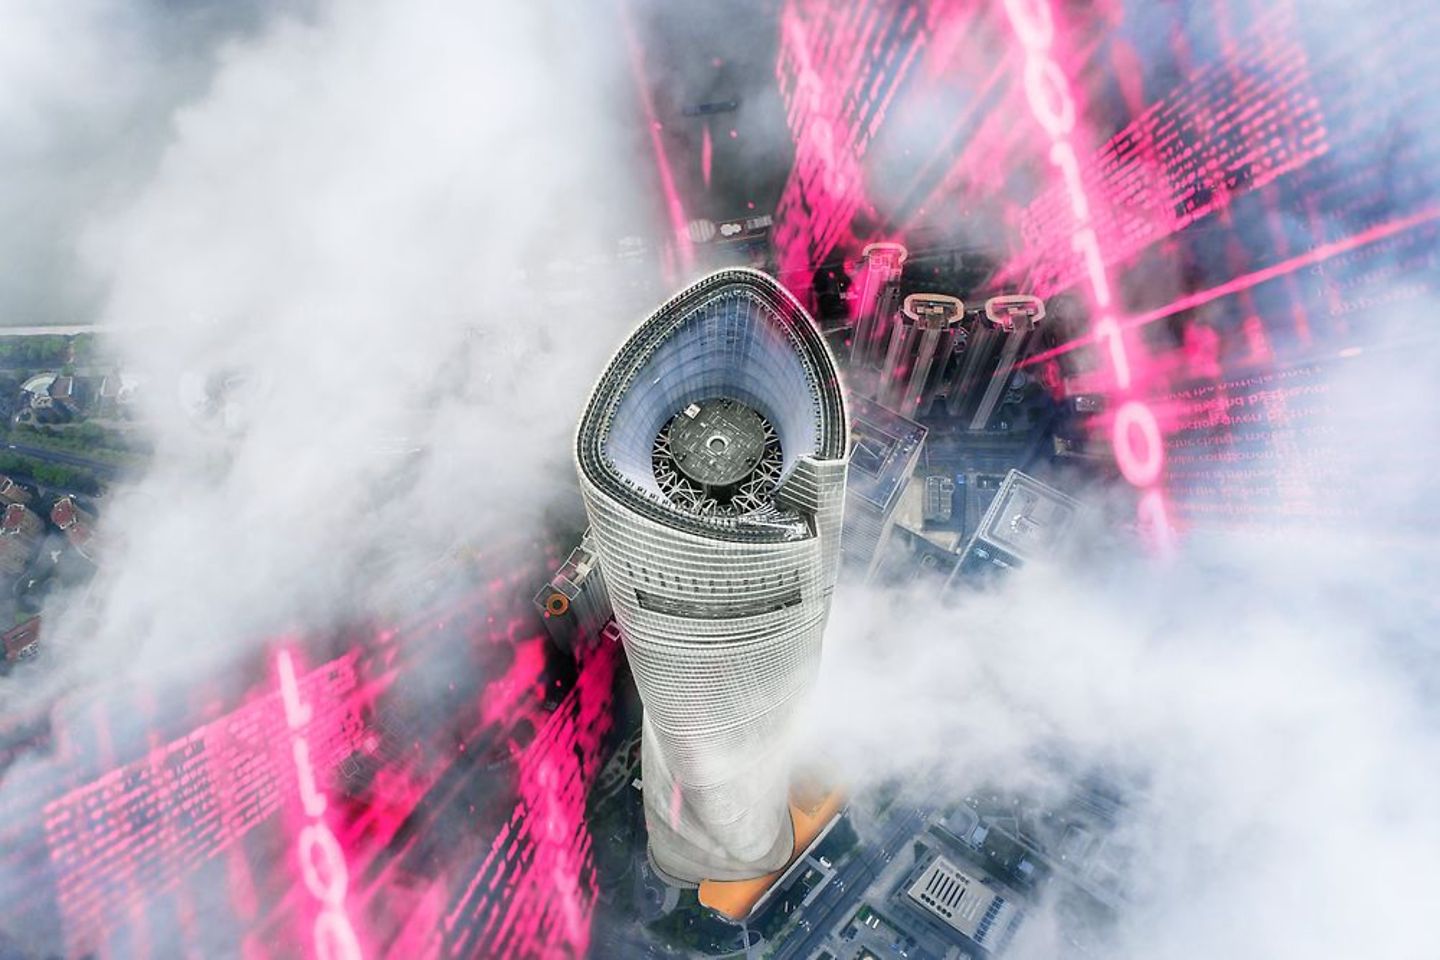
<box><xmin>774</xmin><ymin>804</ymin><xmax>929</xmax><ymax>960</ymax></box>
<box><xmin>3</xmin><ymin>441</ymin><xmax>123</xmax><ymax>477</ymax></box>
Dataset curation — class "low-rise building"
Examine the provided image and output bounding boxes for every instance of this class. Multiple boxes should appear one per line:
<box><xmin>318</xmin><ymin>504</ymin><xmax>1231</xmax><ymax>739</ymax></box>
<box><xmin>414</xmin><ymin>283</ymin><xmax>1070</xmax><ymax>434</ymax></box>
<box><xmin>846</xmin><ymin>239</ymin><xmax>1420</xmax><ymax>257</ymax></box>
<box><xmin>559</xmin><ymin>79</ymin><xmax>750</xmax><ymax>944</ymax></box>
<box><xmin>20</xmin><ymin>372</ymin><xmax>82</xmax><ymax>418</ymax></box>
<box><xmin>50</xmin><ymin>375</ymin><xmax>77</xmax><ymax>413</ymax></box>
<box><xmin>2</xmin><ymin>617</ymin><xmax>41</xmax><ymax>667</ymax></box>
<box><xmin>3</xmin><ymin>503</ymin><xmax>43</xmax><ymax>540</ymax></box>
<box><xmin>50</xmin><ymin>496</ymin><xmax>97</xmax><ymax>559</ymax></box>
<box><xmin>0</xmin><ymin>475</ymin><xmax>32</xmax><ymax>506</ymax></box>
<box><xmin>905</xmin><ymin>855</ymin><xmax>1022</xmax><ymax>952</ymax></box>
<box><xmin>0</xmin><ymin>504</ymin><xmax>44</xmax><ymax>575</ymax></box>
<box><xmin>922</xmin><ymin>475</ymin><xmax>955</xmax><ymax>526</ymax></box>
<box><xmin>99</xmin><ymin>372</ymin><xmax>141</xmax><ymax>407</ymax></box>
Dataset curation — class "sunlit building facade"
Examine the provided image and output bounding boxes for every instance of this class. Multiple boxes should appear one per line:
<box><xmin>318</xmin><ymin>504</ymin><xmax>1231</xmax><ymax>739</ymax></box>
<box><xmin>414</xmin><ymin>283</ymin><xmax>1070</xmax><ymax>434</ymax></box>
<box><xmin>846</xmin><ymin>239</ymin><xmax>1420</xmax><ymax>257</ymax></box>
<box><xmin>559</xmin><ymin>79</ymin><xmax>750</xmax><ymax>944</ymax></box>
<box><xmin>575</xmin><ymin>269</ymin><xmax>848</xmax><ymax>884</ymax></box>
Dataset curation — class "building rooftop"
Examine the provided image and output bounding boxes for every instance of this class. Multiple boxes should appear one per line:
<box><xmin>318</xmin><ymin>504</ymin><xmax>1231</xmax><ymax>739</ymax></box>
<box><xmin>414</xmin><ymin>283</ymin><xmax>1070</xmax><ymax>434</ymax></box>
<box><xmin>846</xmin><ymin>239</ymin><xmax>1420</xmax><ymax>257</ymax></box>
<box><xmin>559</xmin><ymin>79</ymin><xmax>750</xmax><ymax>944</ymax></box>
<box><xmin>2</xmin><ymin>617</ymin><xmax>40</xmax><ymax>663</ymax></box>
<box><xmin>51</xmin><ymin>497</ymin><xmax>78</xmax><ymax>530</ymax></box>
<box><xmin>905</xmin><ymin>855</ymin><xmax>1021</xmax><ymax>949</ymax></box>
<box><xmin>576</xmin><ymin>268</ymin><xmax>847</xmax><ymax>544</ymax></box>
<box><xmin>1</xmin><ymin>503</ymin><xmax>30</xmax><ymax>534</ymax></box>
<box><xmin>923</xmin><ymin>475</ymin><xmax>955</xmax><ymax>524</ymax></box>
<box><xmin>967</xmin><ymin>470</ymin><xmax>1081</xmax><ymax>565</ymax></box>
<box><xmin>846</xmin><ymin>395</ymin><xmax>927</xmax><ymax>513</ymax></box>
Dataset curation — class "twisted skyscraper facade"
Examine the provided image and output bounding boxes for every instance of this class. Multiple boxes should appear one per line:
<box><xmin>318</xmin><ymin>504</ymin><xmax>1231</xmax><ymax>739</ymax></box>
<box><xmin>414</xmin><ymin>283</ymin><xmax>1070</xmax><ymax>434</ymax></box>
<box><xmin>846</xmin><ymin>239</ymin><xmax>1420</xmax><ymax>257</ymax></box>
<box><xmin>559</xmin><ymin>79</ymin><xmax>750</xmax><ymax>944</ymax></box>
<box><xmin>575</xmin><ymin>269</ymin><xmax>848</xmax><ymax>884</ymax></box>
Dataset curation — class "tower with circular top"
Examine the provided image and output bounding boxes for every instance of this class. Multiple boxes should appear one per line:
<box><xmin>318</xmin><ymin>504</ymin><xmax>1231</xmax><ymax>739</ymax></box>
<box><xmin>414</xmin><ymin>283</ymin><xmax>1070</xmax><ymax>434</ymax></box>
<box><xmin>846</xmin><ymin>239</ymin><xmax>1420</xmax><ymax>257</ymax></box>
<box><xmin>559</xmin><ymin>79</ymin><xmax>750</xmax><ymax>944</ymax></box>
<box><xmin>575</xmin><ymin>268</ymin><xmax>849</xmax><ymax>884</ymax></box>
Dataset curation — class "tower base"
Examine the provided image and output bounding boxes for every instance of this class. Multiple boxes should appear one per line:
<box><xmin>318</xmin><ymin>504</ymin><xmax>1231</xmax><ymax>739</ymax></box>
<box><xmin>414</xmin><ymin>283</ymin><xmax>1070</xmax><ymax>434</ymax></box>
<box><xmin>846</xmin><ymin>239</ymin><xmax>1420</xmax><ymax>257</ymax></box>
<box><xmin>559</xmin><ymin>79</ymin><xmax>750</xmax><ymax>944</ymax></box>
<box><xmin>697</xmin><ymin>782</ymin><xmax>846</xmax><ymax>922</ymax></box>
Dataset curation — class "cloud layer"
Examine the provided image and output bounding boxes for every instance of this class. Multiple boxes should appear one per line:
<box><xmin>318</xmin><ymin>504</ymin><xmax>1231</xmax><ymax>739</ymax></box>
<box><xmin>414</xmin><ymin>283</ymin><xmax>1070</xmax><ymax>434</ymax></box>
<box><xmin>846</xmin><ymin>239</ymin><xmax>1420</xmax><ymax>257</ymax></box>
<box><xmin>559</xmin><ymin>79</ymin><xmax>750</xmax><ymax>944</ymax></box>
<box><xmin>2</xmin><ymin>2</ymin><xmax>1437</xmax><ymax>959</ymax></box>
<box><xmin>806</xmin><ymin>335</ymin><xmax>1440</xmax><ymax>958</ymax></box>
<box><xmin>25</xmin><ymin>0</ymin><xmax>661</xmax><ymax>694</ymax></box>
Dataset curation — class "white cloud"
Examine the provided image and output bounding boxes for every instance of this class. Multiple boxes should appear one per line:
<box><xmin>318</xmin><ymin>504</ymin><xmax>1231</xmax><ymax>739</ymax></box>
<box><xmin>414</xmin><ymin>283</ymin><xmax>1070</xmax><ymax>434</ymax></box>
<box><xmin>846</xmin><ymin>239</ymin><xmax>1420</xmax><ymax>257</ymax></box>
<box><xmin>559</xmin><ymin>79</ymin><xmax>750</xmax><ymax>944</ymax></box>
<box><xmin>805</xmin><ymin>345</ymin><xmax>1440</xmax><ymax>957</ymax></box>
<box><xmin>3</xmin><ymin>2</ymin><xmax>1437</xmax><ymax>958</ymax></box>
<box><xmin>21</xmin><ymin>0</ymin><xmax>661</xmax><ymax>695</ymax></box>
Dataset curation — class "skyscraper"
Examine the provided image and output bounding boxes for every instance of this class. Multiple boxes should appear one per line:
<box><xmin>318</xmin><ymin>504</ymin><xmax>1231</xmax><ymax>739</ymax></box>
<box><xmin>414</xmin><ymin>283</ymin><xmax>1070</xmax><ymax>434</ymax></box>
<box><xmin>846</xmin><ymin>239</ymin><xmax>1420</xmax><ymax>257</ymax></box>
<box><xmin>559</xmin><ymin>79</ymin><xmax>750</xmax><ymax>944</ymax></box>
<box><xmin>848</xmin><ymin>241</ymin><xmax>908</xmax><ymax>372</ymax></box>
<box><xmin>842</xmin><ymin>395</ymin><xmax>926</xmax><ymax>583</ymax></box>
<box><xmin>949</xmin><ymin>469</ymin><xmax>1081</xmax><ymax>584</ymax></box>
<box><xmin>879</xmin><ymin>292</ymin><xmax>966</xmax><ymax>418</ymax></box>
<box><xmin>945</xmin><ymin>295</ymin><xmax>1046</xmax><ymax>430</ymax></box>
<box><xmin>575</xmin><ymin>268</ymin><xmax>849</xmax><ymax>885</ymax></box>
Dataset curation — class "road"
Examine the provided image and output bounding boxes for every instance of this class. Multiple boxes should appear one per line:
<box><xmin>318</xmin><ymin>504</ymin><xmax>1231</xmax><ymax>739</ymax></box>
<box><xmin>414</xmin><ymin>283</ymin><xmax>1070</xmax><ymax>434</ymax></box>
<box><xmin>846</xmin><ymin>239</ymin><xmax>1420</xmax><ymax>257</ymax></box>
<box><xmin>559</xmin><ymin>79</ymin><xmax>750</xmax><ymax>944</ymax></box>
<box><xmin>3</xmin><ymin>441</ymin><xmax>124</xmax><ymax>477</ymax></box>
<box><xmin>774</xmin><ymin>805</ymin><xmax>929</xmax><ymax>960</ymax></box>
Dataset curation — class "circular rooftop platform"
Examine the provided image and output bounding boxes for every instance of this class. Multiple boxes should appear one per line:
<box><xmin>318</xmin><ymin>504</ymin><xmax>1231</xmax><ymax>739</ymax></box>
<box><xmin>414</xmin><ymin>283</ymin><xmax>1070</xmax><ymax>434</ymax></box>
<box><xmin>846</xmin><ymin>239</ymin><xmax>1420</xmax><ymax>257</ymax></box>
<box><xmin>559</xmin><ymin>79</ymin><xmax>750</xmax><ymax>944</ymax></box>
<box><xmin>666</xmin><ymin>399</ymin><xmax>770</xmax><ymax>488</ymax></box>
<box><xmin>652</xmin><ymin>397</ymin><xmax>782</xmax><ymax>516</ymax></box>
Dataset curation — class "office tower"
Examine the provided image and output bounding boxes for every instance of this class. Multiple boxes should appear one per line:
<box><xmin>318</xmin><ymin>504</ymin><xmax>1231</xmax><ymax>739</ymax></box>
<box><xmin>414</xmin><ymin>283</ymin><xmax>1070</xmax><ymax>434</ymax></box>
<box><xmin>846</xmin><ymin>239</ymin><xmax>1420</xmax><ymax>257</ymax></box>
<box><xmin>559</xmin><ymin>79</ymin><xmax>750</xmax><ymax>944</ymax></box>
<box><xmin>575</xmin><ymin>268</ymin><xmax>849</xmax><ymax>885</ymax></box>
<box><xmin>879</xmin><ymin>293</ymin><xmax>965</xmax><ymax>418</ymax></box>
<box><xmin>533</xmin><ymin>530</ymin><xmax>612</xmax><ymax>652</ymax></box>
<box><xmin>945</xmin><ymin>295</ymin><xmax>1046</xmax><ymax>430</ymax></box>
<box><xmin>848</xmin><ymin>242</ymin><xmax>908</xmax><ymax>372</ymax></box>
<box><xmin>842</xmin><ymin>395</ymin><xmax>926</xmax><ymax>583</ymax></box>
<box><xmin>948</xmin><ymin>469</ymin><xmax>1081</xmax><ymax>584</ymax></box>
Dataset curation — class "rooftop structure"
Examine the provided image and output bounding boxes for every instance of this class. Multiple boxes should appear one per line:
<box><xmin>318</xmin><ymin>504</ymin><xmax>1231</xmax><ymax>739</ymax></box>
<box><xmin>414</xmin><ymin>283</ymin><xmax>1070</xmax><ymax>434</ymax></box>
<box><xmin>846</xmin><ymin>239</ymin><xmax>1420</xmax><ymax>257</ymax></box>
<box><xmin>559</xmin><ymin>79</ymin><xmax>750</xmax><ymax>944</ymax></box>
<box><xmin>575</xmin><ymin>268</ymin><xmax>849</xmax><ymax>885</ymax></box>
<box><xmin>533</xmin><ymin>531</ymin><xmax>612</xmax><ymax>652</ymax></box>
<box><xmin>841</xmin><ymin>395</ymin><xmax>926</xmax><ymax>582</ymax></box>
<box><xmin>2</xmin><ymin>617</ymin><xmax>40</xmax><ymax>666</ymax></box>
<box><xmin>51</xmin><ymin>497</ymin><xmax>97</xmax><ymax>560</ymax></box>
<box><xmin>1</xmin><ymin>503</ymin><xmax>42</xmax><ymax>540</ymax></box>
<box><xmin>949</xmin><ymin>470</ymin><xmax>1081</xmax><ymax>583</ymax></box>
<box><xmin>0</xmin><ymin>476</ymin><xmax>32</xmax><ymax>506</ymax></box>
<box><xmin>0</xmin><ymin>504</ymin><xmax>43</xmax><ymax>576</ymax></box>
<box><xmin>945</xmin><ymin>295</ymin><xmax>1046</xmax><ymax>431</ymax></box>
<box><xmin>21</xmin><ymin>372</ymin><xmax>81</xmax><ymax>416</ymax></box>
<box><xmin>879</xmin><ymin>293</ymin><xmax>965</xmax><ymax>418</ymax></box>
<box><xmin>50</xmin><ymin>376</ymin><xmax>74</xmax><ymax>406</ymax></box>
<box><xmin>922</xmin><ymin>475</ymin><xmax>955</xmax><ymax>525</ymax></box>
<box><xmin>905</xmin><ymin>855</ymin><xmax>1022</xmax><ymax>951</ymax></box>
<box><xmin>99</xmin><ymin>372</ymin><xmax>141</xmax><ymax>406</ymax></box>
<box><xmin>848</xmin><ymin>242</ymin><xmax>908</xmax><ymax>373</ymax></box>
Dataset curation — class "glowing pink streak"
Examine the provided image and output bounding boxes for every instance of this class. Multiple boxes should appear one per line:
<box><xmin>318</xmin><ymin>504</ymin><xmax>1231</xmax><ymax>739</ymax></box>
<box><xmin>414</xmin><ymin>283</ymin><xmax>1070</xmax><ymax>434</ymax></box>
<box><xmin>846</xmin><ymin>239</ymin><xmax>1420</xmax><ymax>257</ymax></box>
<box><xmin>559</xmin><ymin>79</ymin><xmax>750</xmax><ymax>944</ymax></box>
<box><xmin>701</xmin><ymin>123</ymin><xmax>713</xmax><ymax>189</ymax></box>
<box><xmin>997</xmin><ymin>5</ymin><xmax>1327</xmax><ymax>298</ymax></box>
<box><xmin>276</xmin><ymin>649</ymin><xmax>363</xmax><ymax>960</ymax></box>
<box><xmin>441</xmin><ymin>643</ymin><xmax>617</xmax><ymax>959</ymax></box>
<box><xmin>1004</xmin><ymin>0</ymin><xmax>1173</xmax><ymax>551</ymax></box>
<box><xmin>1127</xmin><ymin>208</ymin><xmax>1440</xmax><ymax>330</ymax></box>
<box><xmin>1022</xmin><ymin>206</ymin><xmax>1440</xmax><ymax>368</ymax></box>
<box><xmin>620</xmin><ymin>4</ymin><xmax>694</xmax><ymax>280</ymax></box>
<box><xmin>774</xmin><ymin>6</ymin><xmax>864</xmax><ymax>275</ymax></box>
<box><xmin>478</xmin><ymin>636</ymin><xmax>547</xmax><ymax>727</ymax></box>
<box><xmin>41</xmin><ymin>648</ymin><xmax>373</xmax><ymax>958</ymax></box>
<box><xmin>772</xmin><ymin>0</ymin><xmax>925</xmax><ymax>279</ymax></box>
<box><xmin>893</xmin><ymin>53</ymin><xmax>1012</xmax><ymax>236</ymax></box>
